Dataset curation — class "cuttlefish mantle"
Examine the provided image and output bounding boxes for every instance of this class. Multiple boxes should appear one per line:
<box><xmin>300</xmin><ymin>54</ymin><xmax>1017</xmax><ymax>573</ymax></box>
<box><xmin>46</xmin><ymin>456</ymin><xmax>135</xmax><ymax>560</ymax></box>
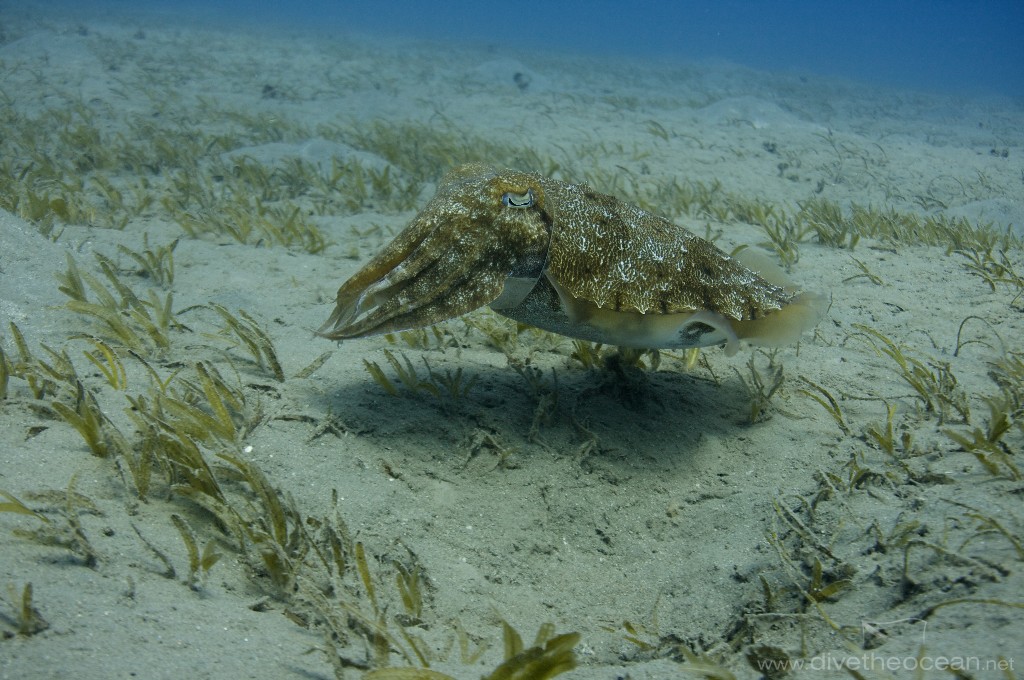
<box><xmin>318</xmin><ymin>163</ymin><xmax>825</xmax><ymax>356</ymax></box>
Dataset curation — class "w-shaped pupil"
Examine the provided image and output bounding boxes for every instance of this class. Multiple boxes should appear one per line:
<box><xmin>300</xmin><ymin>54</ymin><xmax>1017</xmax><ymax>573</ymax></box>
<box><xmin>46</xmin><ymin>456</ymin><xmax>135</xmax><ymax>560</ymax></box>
<box><xmin>502</xmin><ymin>189</ymin><xmax>535</xmax><ymax>208</ymax></box>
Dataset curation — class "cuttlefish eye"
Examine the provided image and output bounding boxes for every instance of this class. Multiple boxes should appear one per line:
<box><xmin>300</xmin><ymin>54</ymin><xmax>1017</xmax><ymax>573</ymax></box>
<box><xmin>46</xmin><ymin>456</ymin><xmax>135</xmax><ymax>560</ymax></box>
<box><xmin>501</xmin><ymin>188</ymin><xmax>535</xmax><ymax>208</ymax></box>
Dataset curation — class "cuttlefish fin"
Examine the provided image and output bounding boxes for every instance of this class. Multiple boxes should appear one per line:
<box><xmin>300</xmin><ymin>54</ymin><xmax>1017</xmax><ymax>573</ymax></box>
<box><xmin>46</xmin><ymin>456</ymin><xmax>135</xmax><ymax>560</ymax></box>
<box><xmin>731</xmin><ymin>291</ymin><xmax>827</xmax><ymax>351</ymax></box>
<box><xmin>548</xmin><ymin>264</ymin><xmax>825</xmax><ymax>355</ymax></box>
<box><xmin>729</xmin><ymin>250</ymin><xmax>827</xmax><ymax>351</ymax></box>
<box><xmin>548</xmin><ymin>278</ymin><xmax>743</xmax><ymax>352</ymax></box>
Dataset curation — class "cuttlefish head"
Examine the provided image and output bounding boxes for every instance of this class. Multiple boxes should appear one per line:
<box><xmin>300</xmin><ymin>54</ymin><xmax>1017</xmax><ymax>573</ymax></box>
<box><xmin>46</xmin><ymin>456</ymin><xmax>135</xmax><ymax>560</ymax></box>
<box><xmin>318</xmin><ymin>164</ymin><xmax>553</xmax><ymax>340</ymax></box>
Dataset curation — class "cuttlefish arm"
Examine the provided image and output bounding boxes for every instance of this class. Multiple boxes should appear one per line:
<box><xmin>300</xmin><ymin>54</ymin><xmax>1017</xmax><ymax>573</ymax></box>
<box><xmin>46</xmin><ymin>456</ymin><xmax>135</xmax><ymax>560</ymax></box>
<box><xmin>317</xmin><ymin>164</ymin><xmax>552</xmax><ymax>340</ymax></box>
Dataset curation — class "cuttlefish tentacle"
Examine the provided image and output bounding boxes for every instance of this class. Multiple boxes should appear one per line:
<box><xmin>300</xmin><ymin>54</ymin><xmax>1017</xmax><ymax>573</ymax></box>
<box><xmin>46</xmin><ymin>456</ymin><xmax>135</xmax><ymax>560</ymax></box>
<box><xmin>319</xmin><ymin>217</ymin><xmax>509</xmax><ymax>339</ymax></box>
<box><xmin>318</xmin><ymin>165</ymin><xmax>553</xmax><ymax>339</ymax></box>
<box><xmin>319</xmin><ymin>164</ymin><xmax>824</xmax><ymax>353</ymax></box>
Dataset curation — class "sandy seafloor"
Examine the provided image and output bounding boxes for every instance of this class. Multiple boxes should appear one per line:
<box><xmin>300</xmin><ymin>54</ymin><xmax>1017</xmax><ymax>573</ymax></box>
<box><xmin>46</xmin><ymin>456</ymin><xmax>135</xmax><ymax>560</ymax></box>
<box><xmin>2</xmin><ymin>6</ymin><xmax>1023</xmax><ymax>680</ymax></box>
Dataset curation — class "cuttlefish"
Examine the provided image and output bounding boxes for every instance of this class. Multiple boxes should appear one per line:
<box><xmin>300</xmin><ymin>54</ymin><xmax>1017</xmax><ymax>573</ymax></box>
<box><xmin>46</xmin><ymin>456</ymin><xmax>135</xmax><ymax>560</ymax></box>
<box><xmin>318</xmin><ymin>163</ymin><xmax>824</xmax><ymax>356</ymax></box>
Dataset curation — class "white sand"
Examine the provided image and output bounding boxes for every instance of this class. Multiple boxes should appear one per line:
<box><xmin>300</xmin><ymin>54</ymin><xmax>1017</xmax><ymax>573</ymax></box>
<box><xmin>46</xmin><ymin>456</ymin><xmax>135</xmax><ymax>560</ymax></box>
<box><xmin>1</xmin><ymin>8</ymin><xmax>1022</xmax><ymax>680</ymax></box>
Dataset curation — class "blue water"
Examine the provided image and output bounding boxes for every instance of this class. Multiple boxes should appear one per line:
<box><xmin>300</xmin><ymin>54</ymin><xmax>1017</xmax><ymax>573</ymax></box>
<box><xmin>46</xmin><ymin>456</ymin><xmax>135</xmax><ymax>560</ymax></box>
<box><xmin>35</xmin><ymin>0</ymin><xmax>1024</xmax><ymax>98</ymax></box>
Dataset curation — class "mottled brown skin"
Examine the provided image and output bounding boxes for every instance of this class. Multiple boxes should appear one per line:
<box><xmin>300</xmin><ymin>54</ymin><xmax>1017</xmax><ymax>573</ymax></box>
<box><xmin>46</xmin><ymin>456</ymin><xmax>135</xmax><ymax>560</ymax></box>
<box><xmin>319</xmin><ymin>163</ymin><xmax>819</xmax><ymax>352</ymax></box>
<box><xmin>543</xmin><ymin>179</ymin><xmax>788</xmax><ymax>320</ymax></box>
